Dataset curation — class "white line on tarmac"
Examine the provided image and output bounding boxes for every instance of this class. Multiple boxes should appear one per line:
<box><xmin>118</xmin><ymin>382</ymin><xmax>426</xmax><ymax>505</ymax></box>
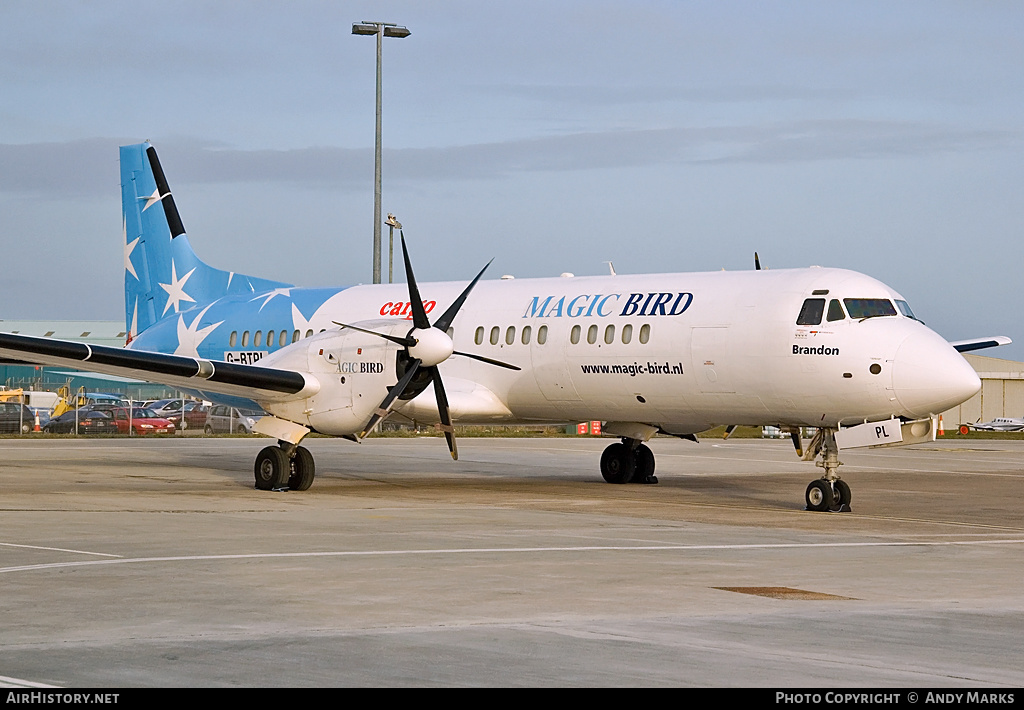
<box><xmin>0</xmin><ymin>542</ymin><xmax>121</xmax><ymax>557</ymax></box>
<box><xmin>0</xmin><ymin>675</ymin><xmax>59</xmax><ymax>688</ymax></box>
<box><xmin>1</xmin><ymin>538</ymin><xmax>1023</xmax><ymax>575</ymax></box>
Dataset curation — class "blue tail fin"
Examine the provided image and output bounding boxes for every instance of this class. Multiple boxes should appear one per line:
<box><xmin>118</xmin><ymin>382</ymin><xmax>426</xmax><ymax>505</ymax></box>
<box><xmin>120</xmin><ymin>142</ymin><xmax>291</xmax><ymax>342</ymax></box>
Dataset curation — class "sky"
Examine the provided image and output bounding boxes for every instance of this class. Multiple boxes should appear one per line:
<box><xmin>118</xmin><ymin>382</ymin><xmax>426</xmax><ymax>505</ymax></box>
<box><xmin>1</xmin><ymin>1</ymin><xmax>1022</xmax><ymax>360</ymax></box>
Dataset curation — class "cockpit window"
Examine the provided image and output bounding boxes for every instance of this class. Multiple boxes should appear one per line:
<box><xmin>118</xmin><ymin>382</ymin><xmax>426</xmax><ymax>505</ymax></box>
<box><xmin>796</xmin><ymin>298</ymin><xmax>825</xmax><ymax>326</ymax></box>
<box><xmin>826</xmin><ymin>299</ymin><xmax>845</xmax><ymax>322</ymax></box>
<box><xmin>843</xmin><ymin>298</ymin><xmax>897</xmax><ymax>319</ymax></box>
<box><xmin>895</xmin><ymin>300</ymin><xmax>919</xmax><ymax>320</ymax></box>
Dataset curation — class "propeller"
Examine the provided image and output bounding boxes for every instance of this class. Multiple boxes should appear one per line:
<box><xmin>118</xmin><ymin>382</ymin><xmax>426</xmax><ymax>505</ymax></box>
<box><xmin>334</xmin><ymin>234</ymin><xmax>520</xmax><ymax>459</ymax></box>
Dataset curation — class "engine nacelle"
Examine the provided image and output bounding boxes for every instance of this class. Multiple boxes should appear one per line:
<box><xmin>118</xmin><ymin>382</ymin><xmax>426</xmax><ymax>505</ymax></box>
<box><xmin>259</xmin><ymin>320</ymin><xmax>412</xmax><ymax>436</ymax></box>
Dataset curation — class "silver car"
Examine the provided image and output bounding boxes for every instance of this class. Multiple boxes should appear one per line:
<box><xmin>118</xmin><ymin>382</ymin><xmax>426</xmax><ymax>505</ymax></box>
<box><xmin>203</xmin><ymin>405</ymin><xmax>265</xmax><ymax>434</ymax></box>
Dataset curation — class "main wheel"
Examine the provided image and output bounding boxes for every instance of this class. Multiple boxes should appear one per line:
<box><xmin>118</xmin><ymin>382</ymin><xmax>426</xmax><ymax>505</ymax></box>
<box><xmin>600</xmin><ymin>443</ymin><xmax>636</xmax><ymax>484</ymax></box>
<box><xmin>805</xmin><ymin>479</ymin><xmax>834</xmax><ymax>512</ymax></box>
<box><xmin>254</xmin><ymin>446</ymin><xmax>289</xmax><ymax>490</ymax></box>
<box><xmin>633</xmin><ymin>444</ymin><xmax>657</xmax><ymax>484</ymax></box>
<box><xmin>288</xmin><ymin>446</ymin><xmax>315</xmax><ymax>491</ymax></box>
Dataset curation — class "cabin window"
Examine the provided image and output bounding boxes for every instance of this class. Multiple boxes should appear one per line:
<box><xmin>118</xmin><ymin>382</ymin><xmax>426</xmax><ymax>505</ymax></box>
<box><xmin>587</xmin><ymin>325</ymin><xmax>598</xmax><ymax>345</ymax></box>
<box><xmin>254</xmin><ymin>331</ymin><xmax>263</xmax><ymax>347</ymax></box>
<box><xmin>570</xmin><ymin>325</ymin><xmax>581</xmax><ymax>344</ymax></box>
<box><xmin>266</xmin><ymin>330</ymin><xmax>274</xmax><ymax>348</ymax></box>
<box><xmin>505</xmin><ymin>327</ymin><xmax>516</xmax><ymax>345</ymax></box>
<box><xmin>280</xmin><ymin>331</ymin><xmax>288</xmax><ymax>347</ymax></box>
<box><xmin>827</xmin><ymin>299</ymin><xmax>845</xmax><ymax>322</ymax></box>
<box><xmin>537</xmin><ymin>325</ymin><xmax>548</xmax><ymax>345</ymax></box>
<box><xmin>475</xmin><ymin>327</ymin><xmax>484</xmax><ymax>345</ymax></box>
<box><xmin>292</xmin><ymin>330</ymin><xmax>300</xmax><ymax>343</ymax></box>
<box><xmin>604</xmin><ymin>325</ymin><xmax>615</xmax><ymax>345</ymax></box>
<box><xmin>230</xmin><ymin>331</ymin><xmax>237</xmax><ymax>347</ymax></box>
<box><xmin>621</xmin><ymin>324</ymin><xmax>633</xmax><ymax>344</ymax></box>
<box><xmin>844</xmin><ymin>299</ymin><xmax>897</xmax><ymax>319</ymax></box>
<box><xmin>639</xmin><ymin>324</ymin><xmax>650</xmax><ymax>344</ymax></box>
<box><xmin>521</xmin><ymin>325</ymin><xmax>532</xmax><ymax>344</ymax></box>
<box><xmin>490</xmin><ymin>326</ymin><xmax>500</xmax><ymax>345</ymax></box>
<box><xmin>242</xmin><ymin>331</ymin><xmax>250</xmax><ymax>347</ymax></box>
<box><xmin>796</xmin><ymin>298</ymin><xmax>825</xmax><ymax>326</ymax></box>
<box><xmin>305</xmin><ymin>329</ymin><xmax>314</xmax><ymax>338</ymax></box>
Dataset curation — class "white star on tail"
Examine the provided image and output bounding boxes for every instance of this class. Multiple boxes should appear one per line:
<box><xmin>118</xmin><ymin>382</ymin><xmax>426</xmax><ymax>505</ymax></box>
<box><xmin>174</xmin><ymin>303</ymin><xmax>223</xmax><ymax>358</ymax></box>
<box><xmin>250</xmin><ymin>287</ymin><xmax>293</xmax><ymax>311</ymax></box>
<box><xmin>123</xmin><ymin>216</ymin><xmax>139</xmax><ymax>280</ymax></box>
<box><xmin>140</xmin><ymin>188</ymin><xmax>169</xmax><ymax>212</ymax></box>
<box><xmin>159</xmin><ymin>260</ymin><xmax>197</xmax><ymax>316</ymax></box>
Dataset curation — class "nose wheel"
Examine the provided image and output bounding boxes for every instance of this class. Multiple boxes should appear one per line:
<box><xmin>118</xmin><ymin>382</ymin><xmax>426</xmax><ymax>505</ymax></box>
<box><xmin>801</xmin><ymin>428</ymin><xmax>852</xmax><ymax>512</ymax></box>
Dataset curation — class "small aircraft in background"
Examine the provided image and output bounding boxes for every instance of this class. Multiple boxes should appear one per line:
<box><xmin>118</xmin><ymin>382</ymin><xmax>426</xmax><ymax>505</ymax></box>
<box><xmin>963</xmin><ymin>417</ymin><xmax>1024</xmax><ymax>433</ymax></box>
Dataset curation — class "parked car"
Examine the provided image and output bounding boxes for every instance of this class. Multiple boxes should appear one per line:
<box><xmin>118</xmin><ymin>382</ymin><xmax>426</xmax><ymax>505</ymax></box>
<box><xmin>43</xmin><ymin>409</ymin><xmax>120</xmax><ymax>435</ymax></box>
<box><xmin>146</xmin><ymin>398</ymin><xmax>190</xmax><ymax>428</ymax></box>
<box><xmin>182</xmin><ymin>401</ymin><xmax>209</xmax><ymax>430</ymax></box>
<box><xmin>108</xmin><ymin>407</ymin><xmax>176</xmax><ymax>436</ymax></box>
<box><xmin>204</xmin><ymin>405</ymin><xmax>265</xmax><ymax>434</ymax></box>
<box><xmin>0</xmin><ymin>402</ymin><xmax>35</xmax><ymax>434</ymax></box>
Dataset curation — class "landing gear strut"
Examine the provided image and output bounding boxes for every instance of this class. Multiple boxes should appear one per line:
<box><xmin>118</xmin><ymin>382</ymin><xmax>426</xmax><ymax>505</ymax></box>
<box><xmin>254</xmin><ymin>441</ymin><xmax>316</xmax><ymax>491</ymax></box>
<box><xmin>600</xmin><ymin>439</ymin><xmax>658</xmax><ymax>485</ymax></box>
<box><xmin>800</xmin><ymin>427</ymin><xmax>851</xmax><ymax>512</ymax></box>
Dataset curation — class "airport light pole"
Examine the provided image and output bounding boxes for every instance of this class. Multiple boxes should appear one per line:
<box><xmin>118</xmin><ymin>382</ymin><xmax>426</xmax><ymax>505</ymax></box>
<box><xmin>385</xmin><ymin>213</ymin><xmax>402</xmax><ymax>284</ymax></box>
<box><xmin>352</xmin><ymin>21</ymin><xmax>411</xmax><ymax>284</ymax></box>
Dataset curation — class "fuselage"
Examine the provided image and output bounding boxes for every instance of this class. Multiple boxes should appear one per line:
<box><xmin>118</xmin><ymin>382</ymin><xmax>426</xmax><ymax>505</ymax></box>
<box><xmin>129</xmin><ymin>265</ymin><xmax>980</xmax><ymax>437</ymax></box>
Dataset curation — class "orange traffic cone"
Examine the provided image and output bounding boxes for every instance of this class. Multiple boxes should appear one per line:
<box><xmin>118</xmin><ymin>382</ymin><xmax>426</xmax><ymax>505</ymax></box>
<box><xmin>33</xmin><ymin>411</ymin><xmax>41</xmax><ymax>432</ymax></box>
<box><xmin>938</xmin><ymin>415</ymin><xmax>944</xmax><ymax>436</ymax></box>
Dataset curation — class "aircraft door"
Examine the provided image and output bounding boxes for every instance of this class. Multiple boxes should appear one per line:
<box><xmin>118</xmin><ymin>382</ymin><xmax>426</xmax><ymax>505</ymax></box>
<box><xmin>690</xmin><ymin>326</ymin><xmax>735</xmax><ymax>393</ymax></box>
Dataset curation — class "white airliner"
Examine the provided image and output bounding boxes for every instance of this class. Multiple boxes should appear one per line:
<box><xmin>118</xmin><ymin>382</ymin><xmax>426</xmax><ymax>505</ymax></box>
<box><xmin>0</xmin><ymin>143</ymin><xmax>1011</xmax><ymax>512</ymax></box>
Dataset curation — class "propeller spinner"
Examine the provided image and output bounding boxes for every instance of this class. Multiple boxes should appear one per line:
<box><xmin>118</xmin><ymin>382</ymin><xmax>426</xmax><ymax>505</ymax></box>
<box><xmin>334</xmin><ymin>234</ymin><xmax>519</xmax><ymax>460</ymax></box>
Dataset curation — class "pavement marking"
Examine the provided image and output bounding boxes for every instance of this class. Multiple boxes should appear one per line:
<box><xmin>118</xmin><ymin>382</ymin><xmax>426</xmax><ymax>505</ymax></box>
<box><xmin>0</xmin><ymin>542</ymin><xmax>121</xmax><ymax>558</ymax></box>
<box><xmin>0</xmin><ymin>675</ymin><xmax>59</xmax><ymax>688</ymax></box>
<box><xmin>2</xmin><ymin>538</ymin><xmax>1023</xmax><ymax>575</ymax></box>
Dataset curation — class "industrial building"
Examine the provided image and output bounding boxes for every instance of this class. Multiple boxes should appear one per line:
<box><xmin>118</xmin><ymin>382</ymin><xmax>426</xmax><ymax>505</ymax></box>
<box><xmin>0</xmin><ymin>319</ymin><xmax>174</xmax><ymax>401</ymax></box>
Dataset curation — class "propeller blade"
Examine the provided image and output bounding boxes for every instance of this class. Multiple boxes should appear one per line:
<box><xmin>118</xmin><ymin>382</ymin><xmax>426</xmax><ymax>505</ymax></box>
<box><xmin>431</xmin><ymin>368</ymin><xmax>458</xmax><ymax>460</ymax></box>
<box><xmin>452</xmin><ymin>350</ymin><xmax>521</xmax><ymax>371</ymax></box>
<box><xmin>432</xmin><ymin>258</ymin><xmax>493</xmax><ymax>334</ymax></box>
<box><xmin>400</xmin><ymin>232</ymin><xmax>432</xmax><ymax>330</ymax></box>
<box><xmin>754</xmin><ymin>252</ymin><xmax>761</xmax><ymax>271</ymax></box>
<box><xmin>360</xmin><ymin>358</ymin><xmax>422</xmax><ymax>437</ymax></box>
<box><xmin>333</xmin><ymin>321</ymin><xmax>416</xmax><ymax>347</ymax></box>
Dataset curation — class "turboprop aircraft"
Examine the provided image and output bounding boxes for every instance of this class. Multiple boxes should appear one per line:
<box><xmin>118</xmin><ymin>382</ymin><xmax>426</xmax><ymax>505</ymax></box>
<box><xmin>966</xmin><ymin>417</ymin><xmax>1024</xmax><ymax>432</ymax></box>
<box><xmin>0</xmin><ymin>143</ymin><xmax>1012</xmax><ymax>511</ymax></box>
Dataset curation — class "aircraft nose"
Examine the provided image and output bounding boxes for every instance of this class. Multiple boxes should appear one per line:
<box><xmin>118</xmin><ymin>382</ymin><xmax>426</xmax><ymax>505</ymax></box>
<box><xmin>890</xmin><ymin>328</ymin><xmax>980</xmax><ymax>419</ymax></box>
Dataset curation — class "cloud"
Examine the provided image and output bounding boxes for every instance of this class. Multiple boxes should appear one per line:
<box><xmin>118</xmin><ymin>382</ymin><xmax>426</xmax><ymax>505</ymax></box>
<box><xmin>1</xmin><ymin>120</ymin><xmax>1017</xmax><ymax>196</ymax></box>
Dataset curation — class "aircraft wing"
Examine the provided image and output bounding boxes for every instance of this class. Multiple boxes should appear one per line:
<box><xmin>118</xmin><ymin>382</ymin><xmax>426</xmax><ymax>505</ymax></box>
<box><xmin>0</xmin><ymin>332</ymin><xmax>318</xmax><ymax>402</ymax></box>
<box><xmin>950</xmin><ymin>336</ymin><xmax>1013</xmax><ymax>353</ymax></box>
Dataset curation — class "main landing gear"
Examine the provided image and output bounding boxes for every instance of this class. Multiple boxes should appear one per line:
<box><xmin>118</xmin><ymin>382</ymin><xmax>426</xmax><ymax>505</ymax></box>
<box><xmin>600</xmin><ymin>439</ymin><xmax>658</xmax><ymax>484</ymax></box>
<box><xmin>799</xmin><ymin>427</ymin><xmax>852</xmax><ymax>512</ymax></box>
<box><xmin>254</xmin><ymin>441</ymin><xmax>315</xmax><ymax>492</ymax></box>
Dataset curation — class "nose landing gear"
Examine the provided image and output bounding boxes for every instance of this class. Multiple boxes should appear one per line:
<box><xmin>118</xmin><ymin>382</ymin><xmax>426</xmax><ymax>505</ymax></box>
<box><xmin>800</xmin><ymin>428</ymin><xmax>852</xmax><ymax>512</ymax></box>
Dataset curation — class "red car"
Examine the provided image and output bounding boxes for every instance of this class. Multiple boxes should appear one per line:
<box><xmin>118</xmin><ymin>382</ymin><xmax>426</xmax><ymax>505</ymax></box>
<box><xmin>109</xmin><ymin>407</ymin><xmax>176</xmax><ymax>436</ymax></box>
